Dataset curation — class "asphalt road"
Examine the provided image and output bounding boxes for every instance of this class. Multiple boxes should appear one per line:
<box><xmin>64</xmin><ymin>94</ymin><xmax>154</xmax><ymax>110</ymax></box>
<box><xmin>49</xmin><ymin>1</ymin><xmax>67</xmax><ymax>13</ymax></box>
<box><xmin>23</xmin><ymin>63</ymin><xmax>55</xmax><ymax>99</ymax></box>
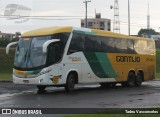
<box><xmin>0</xmin><ymin>80</ymin><xmax>160</xmax><ymax>115</ymax></box>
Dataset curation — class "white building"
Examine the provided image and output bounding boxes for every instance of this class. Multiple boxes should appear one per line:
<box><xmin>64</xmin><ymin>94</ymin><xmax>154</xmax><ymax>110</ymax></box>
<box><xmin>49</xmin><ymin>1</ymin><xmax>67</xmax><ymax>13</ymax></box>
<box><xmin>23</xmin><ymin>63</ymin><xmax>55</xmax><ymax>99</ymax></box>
<box><xmin>81</xmin><ymin>13</ymin><xmax>111</xmax><ymax>31</ymax></box>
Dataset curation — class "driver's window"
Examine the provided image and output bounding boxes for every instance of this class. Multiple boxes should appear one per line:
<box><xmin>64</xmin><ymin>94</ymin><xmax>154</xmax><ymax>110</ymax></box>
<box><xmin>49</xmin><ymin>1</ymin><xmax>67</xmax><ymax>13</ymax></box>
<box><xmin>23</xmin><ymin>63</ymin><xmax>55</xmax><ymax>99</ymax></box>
<box><xmin>47</xmin><ymin>42</ymin><xmax>61</xmax><ymax>65</ymax></box>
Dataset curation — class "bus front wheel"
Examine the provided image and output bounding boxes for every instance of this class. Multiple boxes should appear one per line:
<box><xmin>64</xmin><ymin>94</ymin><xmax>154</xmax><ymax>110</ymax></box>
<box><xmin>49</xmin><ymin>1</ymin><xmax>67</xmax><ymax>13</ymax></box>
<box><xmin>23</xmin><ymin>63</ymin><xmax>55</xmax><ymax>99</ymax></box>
<box><xmin>65</xmin><ymin>73</ymin><xmax>75</xmax><ymax>92</ymax></box>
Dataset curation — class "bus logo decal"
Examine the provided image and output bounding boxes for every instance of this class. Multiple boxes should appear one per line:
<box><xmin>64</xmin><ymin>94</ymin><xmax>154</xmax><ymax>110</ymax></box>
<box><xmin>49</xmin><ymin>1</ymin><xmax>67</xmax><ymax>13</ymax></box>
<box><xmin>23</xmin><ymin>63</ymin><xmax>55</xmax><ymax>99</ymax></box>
<box><xmin>116</xmin><ymin>56</ymin><xmax>141</xmax><ymax>62</ymax></box>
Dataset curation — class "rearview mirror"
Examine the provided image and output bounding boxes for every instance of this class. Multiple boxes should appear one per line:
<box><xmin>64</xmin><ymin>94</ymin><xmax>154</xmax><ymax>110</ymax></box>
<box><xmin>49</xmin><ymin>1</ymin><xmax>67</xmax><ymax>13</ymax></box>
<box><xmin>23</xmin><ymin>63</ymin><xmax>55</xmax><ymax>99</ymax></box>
<box><xmin>43</xmin><ymin>39</ymin><xmax>60</xmax><ymax>53</ymax></box>
<box><xmin>6</xmin><ymin>41</ymin><xmax>18</xmax><ymax>54</ymax></box>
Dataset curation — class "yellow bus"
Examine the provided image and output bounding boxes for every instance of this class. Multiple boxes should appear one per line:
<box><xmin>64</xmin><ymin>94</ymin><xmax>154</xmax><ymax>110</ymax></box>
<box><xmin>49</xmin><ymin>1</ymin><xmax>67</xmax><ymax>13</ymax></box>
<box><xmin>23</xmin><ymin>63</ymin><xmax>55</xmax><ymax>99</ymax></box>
<box><xmin>6</xmin><ymin>26</ymin><xmax>156</xmax><ymax>91</ymax></box>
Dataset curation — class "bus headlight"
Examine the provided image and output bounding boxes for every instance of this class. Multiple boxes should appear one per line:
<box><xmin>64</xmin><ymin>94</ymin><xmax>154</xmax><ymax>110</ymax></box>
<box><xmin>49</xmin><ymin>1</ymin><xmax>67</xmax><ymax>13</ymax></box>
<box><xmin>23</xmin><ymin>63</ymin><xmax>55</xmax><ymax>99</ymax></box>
<box><xmin>39</xmin><ymin>79</ymin><xmax>43</xmax><ymax>83</ymax></box>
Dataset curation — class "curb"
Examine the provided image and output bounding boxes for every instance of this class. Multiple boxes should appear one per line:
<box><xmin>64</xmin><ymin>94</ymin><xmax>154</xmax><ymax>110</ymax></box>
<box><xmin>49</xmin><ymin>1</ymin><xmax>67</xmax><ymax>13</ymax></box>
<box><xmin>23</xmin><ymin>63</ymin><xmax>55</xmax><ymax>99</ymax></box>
<box><xmin>153</xmin><ymin>79</ymin><xmax>160</xmax><ymax>81</ymax></box>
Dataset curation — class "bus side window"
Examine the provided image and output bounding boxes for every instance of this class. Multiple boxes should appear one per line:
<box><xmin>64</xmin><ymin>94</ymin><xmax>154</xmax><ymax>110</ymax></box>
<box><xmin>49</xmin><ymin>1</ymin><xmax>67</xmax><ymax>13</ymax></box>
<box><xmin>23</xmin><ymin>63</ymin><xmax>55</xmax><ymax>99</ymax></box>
<box><xmin>101</xmin><ymin>37</ymin><xmax>115</xmax><ymax>53</ymax></box>
<box><xmin>114</xmin><ymin>38</ymin><xmax>121</xmax><ymax>53</ymax></box>
<box><xmin>133</xmin><ymin>40</ymin><xmax>139</xmax><ymax>54</ymax></box>
<box><xmin>146</xmin><ymin>41</ymin><xmax>155</xmax><ymax>54</ymax></box>
<box><xmin>127</xmin><ymin>39</ymin><xmax>135</xmax><ymax>54</ymax></box>
<box><xmin>121</xmin><ymin>39</ymin><xmax>127</xmax><ymax>53</ymax></box>
<box><xmin>68</xmin><ymin>33</ymin><xmax>85</xmax><ymax>54</ymax></box>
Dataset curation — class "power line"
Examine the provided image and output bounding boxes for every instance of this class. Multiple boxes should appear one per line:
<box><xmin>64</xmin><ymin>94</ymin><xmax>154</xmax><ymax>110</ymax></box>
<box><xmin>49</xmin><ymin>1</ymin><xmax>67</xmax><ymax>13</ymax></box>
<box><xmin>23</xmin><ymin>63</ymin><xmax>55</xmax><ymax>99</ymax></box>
<box><xmin>0</xmin><ymin>15</ymin><xmax>93</xmax><ymax>18</ymax></box>
<box><xmin>0</xmin><ymin>15</ymin><xmax>159</xmax><ymax>29</ymax></box>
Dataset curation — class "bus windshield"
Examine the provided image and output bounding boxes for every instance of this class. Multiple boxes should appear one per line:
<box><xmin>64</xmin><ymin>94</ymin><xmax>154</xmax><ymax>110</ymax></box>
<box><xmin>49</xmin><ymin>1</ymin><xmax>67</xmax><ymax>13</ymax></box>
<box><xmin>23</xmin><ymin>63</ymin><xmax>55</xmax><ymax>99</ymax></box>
<box><xmin>14</xmin><ymin>36</ymin><xmax>51</xmax><ymax>69</ymax></box>
<box><xmin>14</xmin><ymin>33</ymin><xmax>70</xmax><ymax>70</ymax></box>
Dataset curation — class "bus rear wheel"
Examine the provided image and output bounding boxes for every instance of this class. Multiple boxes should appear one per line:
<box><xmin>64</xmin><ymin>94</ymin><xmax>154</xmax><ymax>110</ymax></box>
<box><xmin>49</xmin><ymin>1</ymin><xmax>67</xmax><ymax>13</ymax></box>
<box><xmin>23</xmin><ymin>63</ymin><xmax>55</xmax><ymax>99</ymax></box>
<box><xmin>127</xmin><ymin>72</ymin><xmax>135</xmax><ymax>87</ymax></box>
<box><xmin>135</xmin><ymin>72</ymin><xmax>143</xmax><ymax>86</ymax></box>
<box><xmin>65</xmin><ymin>73</ymin><xmax>75</xmax><ymax>92</ymax></box>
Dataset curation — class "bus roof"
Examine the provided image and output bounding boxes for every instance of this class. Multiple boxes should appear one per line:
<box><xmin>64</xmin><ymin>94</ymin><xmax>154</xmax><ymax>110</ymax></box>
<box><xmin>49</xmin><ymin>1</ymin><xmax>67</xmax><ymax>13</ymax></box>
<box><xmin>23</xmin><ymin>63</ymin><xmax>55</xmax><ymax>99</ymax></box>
<box><xmin>22</xmin><ymin>26</ymin><xmax>72</xmax><ymax>37</ymax></box>
<box><xmin>22</xmin><ymin>26</ymin><xmax>154</xmax><ymax>41</ymax></box>
<box><xmin>72</xmin><ymin>27</ymin><xmax>153</xmax><ymax>41</ymax></box>
<box><xmin>91</xmin><ymin>29</ymin><xmax>153</xmax><ymax>41</ymax></box>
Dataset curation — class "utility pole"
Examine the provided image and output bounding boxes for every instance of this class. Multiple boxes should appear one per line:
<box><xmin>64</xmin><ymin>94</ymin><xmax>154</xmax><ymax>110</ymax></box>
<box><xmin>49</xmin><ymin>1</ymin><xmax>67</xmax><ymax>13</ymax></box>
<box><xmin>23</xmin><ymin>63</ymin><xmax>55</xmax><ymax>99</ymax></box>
<box><xmin>128</xmin><ymin>0</ymin><xmax>130</xmax><ymax>35</ymax></box>
<box><xmin>147</xmin><ymin>3</ymin><xmax>150</xmax><ymax>29</ymax></box>
<box><xmin>147</xmin><ymin>2</ymin><xmax>151</xmax><ymax>38</ymax></box>
<box><xmin>83</xmin><ymin>0</ymin><xmax>91</xmax><ymax>28</ymax></box>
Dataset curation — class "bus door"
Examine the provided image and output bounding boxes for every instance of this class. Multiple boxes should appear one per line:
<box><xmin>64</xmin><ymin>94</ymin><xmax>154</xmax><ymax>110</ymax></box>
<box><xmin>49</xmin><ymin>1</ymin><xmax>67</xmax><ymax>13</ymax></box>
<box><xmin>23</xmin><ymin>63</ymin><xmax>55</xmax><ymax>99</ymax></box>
<box><xmin>47</xmin><ymin>42</ymin><xmax>64</xmax><ymax>83</ymax></box>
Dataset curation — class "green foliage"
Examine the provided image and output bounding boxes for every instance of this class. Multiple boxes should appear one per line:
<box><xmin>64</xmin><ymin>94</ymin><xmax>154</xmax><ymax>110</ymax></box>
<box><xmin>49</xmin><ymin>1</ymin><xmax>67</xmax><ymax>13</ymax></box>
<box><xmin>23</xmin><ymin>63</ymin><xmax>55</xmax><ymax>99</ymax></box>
<box><xmin>155</xmin><ymin>41</ymin><xmax>160</xmax><ymax>49</ymax></box>
<box><xmin>0</xmin><ymin>48</ymin><xmax>15</xmax><ymax>73</ymax></box>
<box><xmin>0</xmin><ymin>48</ymin><xmax>15</xmax><ymax>80</ymax></box>
<box><xmin>138</xmin><ymin>28</ymin><xmax>159</xmax><ymax>37</ymax></box>
<box><xmin>0</xmin><ymin>73</ymin><xmax>12</xmax><ymax>80</ymax></box>
<box><xmin>0</xmin><ymin>37</ymin><xmax>11</xmax><ymax>47</ymax></box>
<box><xmin>156</xmin><ymin>49</ymin><xmax>160</xmax><ymax>73</ymax></box>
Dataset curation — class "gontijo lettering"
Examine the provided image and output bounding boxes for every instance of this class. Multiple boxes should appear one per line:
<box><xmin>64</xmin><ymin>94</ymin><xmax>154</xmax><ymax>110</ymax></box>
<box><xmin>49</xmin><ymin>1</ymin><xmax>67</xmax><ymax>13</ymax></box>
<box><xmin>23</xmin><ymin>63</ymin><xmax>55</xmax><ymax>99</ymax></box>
<box><xmin>116</xmin><ymin>56</ymin><xmax>140</xmax><ymax>62</ymax></box>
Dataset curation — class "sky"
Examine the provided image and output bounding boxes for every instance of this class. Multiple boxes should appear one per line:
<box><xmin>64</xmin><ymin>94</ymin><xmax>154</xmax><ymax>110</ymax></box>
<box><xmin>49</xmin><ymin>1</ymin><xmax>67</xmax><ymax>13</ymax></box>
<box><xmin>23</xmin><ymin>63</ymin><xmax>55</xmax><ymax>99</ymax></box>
<box><xmin>0</xmin><ymin>0</ymin><xmax>160</xmax><ymax>35</ymax></box>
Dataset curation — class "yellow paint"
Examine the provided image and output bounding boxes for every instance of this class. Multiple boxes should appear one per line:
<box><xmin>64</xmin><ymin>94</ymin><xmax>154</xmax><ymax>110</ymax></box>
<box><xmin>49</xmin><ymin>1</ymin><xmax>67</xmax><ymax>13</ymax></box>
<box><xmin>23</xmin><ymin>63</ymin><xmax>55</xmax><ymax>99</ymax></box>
<box><xmin>92</xmin><ymin>29</ymin><xmax>152</xmax><ymax>41</ymax></box>
<box><xmin>107</xmin><ymin>53</ymin><xmax>156</xmax><ymax>82</ymax></box>
<box><xmin>13</xmin><ymin>69</ymin><xmax>26</xmax><ymax>76</ymax></box>
<box><xmin>13</xmin><ymin>69</ymin><xmax>36</xmax><ymax>77</ymax></box>
<box><xmin>22</xmin><ymin>26</ymin><xmax>72</xmax><ymax>37</ymax></box>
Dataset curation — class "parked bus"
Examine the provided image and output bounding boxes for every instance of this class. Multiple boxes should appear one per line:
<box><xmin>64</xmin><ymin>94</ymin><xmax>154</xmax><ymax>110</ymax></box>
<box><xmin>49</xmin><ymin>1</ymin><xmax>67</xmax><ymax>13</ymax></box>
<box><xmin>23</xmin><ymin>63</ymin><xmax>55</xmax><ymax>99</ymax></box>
<box><xmin>6</xmin><ymin>26</ymin><xmax>156</xmax><ymax>91</ymax></box>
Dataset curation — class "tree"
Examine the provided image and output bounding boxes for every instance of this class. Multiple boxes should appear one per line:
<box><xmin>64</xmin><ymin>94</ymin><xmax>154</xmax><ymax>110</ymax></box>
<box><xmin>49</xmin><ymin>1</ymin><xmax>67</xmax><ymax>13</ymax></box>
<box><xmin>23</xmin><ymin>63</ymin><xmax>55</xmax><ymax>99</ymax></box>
<box><xmin>12</xmin><ymin>32</ymin><xmax>21</xmax><ymax>42</ymax></box>
<box><xmin>0</xmin><ymin>37</ymin><xmax>11</xmax><ymax>47</ymax></box>
<box><xmin>138</xmin><ymin>28</ymin><xmax>159</xmax><ymax>37</ymax></box>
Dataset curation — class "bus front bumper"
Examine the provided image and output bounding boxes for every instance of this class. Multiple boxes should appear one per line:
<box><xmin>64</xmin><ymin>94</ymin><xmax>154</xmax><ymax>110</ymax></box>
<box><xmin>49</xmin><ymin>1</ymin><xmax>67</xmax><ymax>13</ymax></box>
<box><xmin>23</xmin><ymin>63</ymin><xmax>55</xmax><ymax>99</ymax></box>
<box><xmin>13</xmin><ymin>74</ymin><xmax>63</xmax><ymax>86</ymax></box>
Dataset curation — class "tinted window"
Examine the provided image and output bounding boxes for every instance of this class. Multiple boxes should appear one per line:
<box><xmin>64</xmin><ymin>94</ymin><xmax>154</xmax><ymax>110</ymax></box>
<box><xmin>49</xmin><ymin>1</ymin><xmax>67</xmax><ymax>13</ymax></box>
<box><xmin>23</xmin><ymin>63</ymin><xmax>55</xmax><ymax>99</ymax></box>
<box><xmin>68</xmin><ymin>33</ymin><xmax>85</xmax><ymax>54</ymax></box>
<box><xmin>47</xmin><ymin>42</ymin><xmax>61</xmax><ymax>65</ymax></box>
<box><xmin>52</xmin><ymin>33</ymin><xmax>70</xmax><ymax>48</ymax></box>
<box><xmin>146</xmin><ymin>41</ymin><xmax>155</xmax><ymax>54</ymax></box>
<box><xmin>114</xmin><ymin>39</ymin><xmax>122</xmax><ymax>53</ymax></box>
<box><xmin>101</xmin><ymin>37</ymin><xmax>115</xmax><ymax>52</ymax></box>
<box><xmin>68</xmin><ymin>32</ymin><xmax>154</xmax><ymax>55</ymax></box>
<box><xmin>47</xmin><ymin>33</ymin><xmax>70</xmax><ymax>65</ymax></box>
<box><xmin>84</xmin><ymin>35</ymin><xmax>101</xmax><ymax>52</ymax></box>
<box><xmin>133</xmin><ymin>39</ymin><xmax>155</xmax><ymax>55</ymax></box>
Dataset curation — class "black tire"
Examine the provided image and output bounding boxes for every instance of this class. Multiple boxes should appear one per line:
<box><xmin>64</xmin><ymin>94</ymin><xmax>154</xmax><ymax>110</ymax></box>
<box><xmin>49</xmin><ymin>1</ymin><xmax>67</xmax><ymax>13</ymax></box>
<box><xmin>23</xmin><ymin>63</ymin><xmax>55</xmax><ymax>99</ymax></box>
<box><xmin>65</xmin><ymin>73</ymin><xmax>75</xmax><ymax>92</ymax></box>
<box><xmin>37</xmin><ymin>85</ymin><xmax>46</xmax><ymax>91</ymax></box>
<box><xmin>127</xmin><ymin>72</ymin><xmax>135</xmax><ymax>87</ymax></box>
<box><xmin>135</xmin><ymin>72</ymin><xmax>143</xmax><ymax>86</ymax></box>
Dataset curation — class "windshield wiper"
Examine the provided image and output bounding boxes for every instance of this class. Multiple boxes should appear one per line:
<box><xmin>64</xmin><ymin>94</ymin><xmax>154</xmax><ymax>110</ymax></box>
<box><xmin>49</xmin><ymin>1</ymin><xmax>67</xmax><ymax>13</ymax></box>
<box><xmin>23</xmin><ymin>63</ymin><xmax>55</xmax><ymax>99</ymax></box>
<box><xmin>26</xmin><ymin>49</ymin><xmax>33</xmax><ymax>67</ymax></box>
<box><xmin>24</xmin><ymin>49</ymin><xmax>28</xmax><ymax>62</ymax></box>
<box><xmin>18</xmin><ymin>49</ymin><xmax>28</xmax><ymax>67</ymax></box>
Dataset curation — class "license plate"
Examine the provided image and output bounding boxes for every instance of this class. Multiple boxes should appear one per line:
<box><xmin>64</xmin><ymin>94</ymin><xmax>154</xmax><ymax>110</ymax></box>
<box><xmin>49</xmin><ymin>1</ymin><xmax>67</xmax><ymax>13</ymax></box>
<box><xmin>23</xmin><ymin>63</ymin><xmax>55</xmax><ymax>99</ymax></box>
<box><xmin>23</xmin><ymin>80</ymin><xmax>29</xmax><ymax>83</ymax></box>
